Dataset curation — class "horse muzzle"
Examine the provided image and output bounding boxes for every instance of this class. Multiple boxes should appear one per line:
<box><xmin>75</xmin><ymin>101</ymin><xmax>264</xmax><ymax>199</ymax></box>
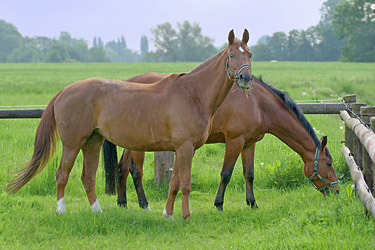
<box><xmin>237</xmin><ymin>72</ymin><xmax>253</xmax><ymax>91</ymax></box>
<box><xmin>322</xmin><ymin>185</ymin><xmax>340</xmax><ymax>196</ymax></box>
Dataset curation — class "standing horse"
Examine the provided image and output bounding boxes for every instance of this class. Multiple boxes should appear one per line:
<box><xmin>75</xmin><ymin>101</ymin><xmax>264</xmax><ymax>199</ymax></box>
<box><xmin>6</xmin><ymin>30</ymin><xmax>253</xmax><ymax>221</ymax></box>
<box><xmin>103</xmin><ymin>74</ymin><xmax>340</xmax><ymax>211</ymax></box>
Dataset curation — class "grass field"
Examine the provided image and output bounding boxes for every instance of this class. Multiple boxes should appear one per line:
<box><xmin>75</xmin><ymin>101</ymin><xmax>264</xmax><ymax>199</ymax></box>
<box><xmin>0</xmin><ymin>61</ymin><xmax>374</xmax><ymax>249</ymax></box>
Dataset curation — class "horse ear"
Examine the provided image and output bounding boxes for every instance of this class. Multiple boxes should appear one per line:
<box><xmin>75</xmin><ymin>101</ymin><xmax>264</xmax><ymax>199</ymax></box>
<box><xmin>242</xmin><ymin>29</ymin><xmax>249</xmax><ymax>44</ymax></box>
<box><xmin>228</xmin><ymin>29</ymin><xmax>235</xmax><ymax>45</ymax></box>
<box><xmin>320</xmin><ymin>136</ymin><xmax>328</xmax><ymax>151</ymax></box>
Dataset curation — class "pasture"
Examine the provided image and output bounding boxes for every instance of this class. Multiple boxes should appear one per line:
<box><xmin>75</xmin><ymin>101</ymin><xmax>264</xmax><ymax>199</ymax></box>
<box><xmin>0</xmin><ymin>62</ymin><xmax>374</xmax><ymax>249</ymax></box>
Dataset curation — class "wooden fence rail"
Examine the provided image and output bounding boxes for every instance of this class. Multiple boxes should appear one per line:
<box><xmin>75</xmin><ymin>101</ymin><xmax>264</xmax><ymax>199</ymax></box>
<box><xmin>0</xmin><ymin>103</ymin><xmax>354</xmax><ymax>119</ymax></box>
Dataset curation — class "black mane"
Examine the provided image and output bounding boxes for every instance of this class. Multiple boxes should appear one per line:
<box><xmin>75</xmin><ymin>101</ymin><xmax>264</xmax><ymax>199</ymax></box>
<box><xmin>257</xmin><ymin>77</ymin><xmax>331</xmax><ymax>159</ymax></box>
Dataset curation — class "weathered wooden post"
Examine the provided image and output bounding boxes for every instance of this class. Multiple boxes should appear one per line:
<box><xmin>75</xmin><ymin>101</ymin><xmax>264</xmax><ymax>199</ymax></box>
<box><xmin>360</xmin><ymin>106</ymin><xmax>375</xmax><ymax>192</ymax></box>
<box><xmin>372</xmin><ymin>117</ymin><xmax>375</xmax><ymax>197</ymax></box>
<box><xmin>154</xmin><ymin>151</ymin><xmax>174</xmax><ymax>186</ymax></box>
<box><xmin>350</xmin><ymin>103</ymin><xmax>367</xmax><ymax>169</ymax></box>
<box><xmin>343</xmin><ymin>94</ymin><xmax>356</xmax><ymax>152</ymax></box>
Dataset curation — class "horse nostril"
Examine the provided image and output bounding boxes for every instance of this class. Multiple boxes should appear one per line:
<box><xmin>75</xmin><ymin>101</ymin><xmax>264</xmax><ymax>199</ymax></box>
<box><xmin>240</xmin><ymin>73</ymin><xmax>251</xmax><ymax>83</ymax></box>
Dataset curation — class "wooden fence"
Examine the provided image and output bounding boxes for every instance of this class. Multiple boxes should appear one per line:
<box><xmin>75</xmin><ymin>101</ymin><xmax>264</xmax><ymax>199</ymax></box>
<box><xmin>340</xmin><ymin>103</ymin><xmax>375</xmax><ymax>222</ymax></box>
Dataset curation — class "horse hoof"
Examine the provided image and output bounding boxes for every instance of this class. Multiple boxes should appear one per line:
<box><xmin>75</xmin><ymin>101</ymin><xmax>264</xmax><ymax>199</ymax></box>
<box><xmin>251</xmin><ymin>203</ymin><xmax>259</xmax><ymax>209</ymax></box>
<box><xmin>163</xmin><ymin>208</ymin><xmax>174</xmax><ymax>220</ymax></box>
<box><xmin>117</xmin><ymin>198</ymin><xmax>127</xmax><ymax>208</ymax></box>
<box><xmin>142</xmin><ymin>205</ymin><xmax>151</xmax><ymax>212</ymax></box>
<box><xmin>56</xmin><ymin>209</ymin><xmax>65</xmax><ymax>214</ymax></box>
<box><xmin>215</xmin><ymin>205</ymin><xmax>223</xmax><ymax>211</ymax></box>
<box><xmin>182</xmin><ymin>214</ymin><xmax>192</xmax><ymax>223</ymax></box>
<box><xmin>139</xmin><ymin>202</ymin><xmax>149</xmax><ymax>210</ymax></box>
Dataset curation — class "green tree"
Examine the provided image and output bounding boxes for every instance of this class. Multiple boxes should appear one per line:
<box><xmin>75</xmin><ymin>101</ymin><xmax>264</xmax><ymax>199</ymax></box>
<box><xmin>250</xmin><ymin>42</ymin><xmax>272</xmax><ymax>61</ymax></box>
<box><xmin>0</xmin><ymin>19</ymin><xmax>23</xmax><ymax>62</ymax></box>
<box><xmin>45</xmin><ymin>49</ymin><xmax>62</xmax><ymax>63</ymax></box>
<box><xmin>151</xmin><ymin>21</ymin><xmax>216</xmax><ymax>62</ymax></box>
<box><xmin>140</xmin><ymin>35</ymin><xmax>149</xmax><ymax>55</ymax></box>
<box><xmin>152</xmin><ymin>22</ymin><xmax>179</xmax><ymax>61</ymax></box>
<box><xmin>313</xmin><ymin>0</ymin><xmax>346</xmax><ymax>61</ymax></box>
<box><xmin>177</xmin><ymin>21</ymin><xmax>217</xmax><ymax>61</ymax></box>
<box><xmin>23</xmin><ymin>36</ymin><xmax>53</xmax><ymax>56</ymax></box>
<box><xmin>333</xmin><ymin>0</ymin><xmax>375</xmax><ymax>61</ymax></box>
<box><xmin>7</xmin><ymin>46</ymin><xmax>42</xmax><ymax>63</ymax></box>
<box><xmin>89</xmin><ymin>47</ymin><xmax>107</xmax><ymax>62</ymax></box>
<box><xmin>266</xmin><ymin>32</ymin><xmax>288</xmax><ymax>60</ymax></box>
<box><xmin>287</xmin><ymin>29</ymin><xmax>301</xmax><ymax>60</ymax></box>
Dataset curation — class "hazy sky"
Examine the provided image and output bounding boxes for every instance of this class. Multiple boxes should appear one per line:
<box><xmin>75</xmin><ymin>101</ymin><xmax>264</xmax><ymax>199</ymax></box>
<box><xmin>1</xmin><ymin>0</ymin><xmax>326</xmax><ymax>51</ymax></box>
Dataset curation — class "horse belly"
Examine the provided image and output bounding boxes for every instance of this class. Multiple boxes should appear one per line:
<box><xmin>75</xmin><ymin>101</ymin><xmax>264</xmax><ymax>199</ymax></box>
<box><xmin>98</xmin><ymin>117</ymin><xmax>174</xmax><ymax>151</ymax></box>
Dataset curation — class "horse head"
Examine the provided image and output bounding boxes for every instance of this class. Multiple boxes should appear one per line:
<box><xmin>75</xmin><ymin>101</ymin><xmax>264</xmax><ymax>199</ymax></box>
<box><xmin>226</xmin><ymin>29</ymin><xmax>253</xmax><ymax>91</ymax></box>
<box><xmin>305</xmin><ymin>136</ymin><xmax>340</xmax><ymax>196</ymax></box>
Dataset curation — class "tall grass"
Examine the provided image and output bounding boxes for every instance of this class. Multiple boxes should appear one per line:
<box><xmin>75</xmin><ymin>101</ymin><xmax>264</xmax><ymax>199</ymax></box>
<box><xmin>0</xmin><ymin>62</ymin><xmax>374</xmax><ymax>249</ymax></box>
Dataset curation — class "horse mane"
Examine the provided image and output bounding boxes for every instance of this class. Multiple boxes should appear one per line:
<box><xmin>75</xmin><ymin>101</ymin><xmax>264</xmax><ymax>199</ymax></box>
<box><xmin>186</xmin><ymin>49</ymin><xmax>226</xmax><ymax>75</ymax></box>
<box><xmin>257</xmin><ymin>77</ymin><xmax>332</xmax><ymax>159</ymax></box>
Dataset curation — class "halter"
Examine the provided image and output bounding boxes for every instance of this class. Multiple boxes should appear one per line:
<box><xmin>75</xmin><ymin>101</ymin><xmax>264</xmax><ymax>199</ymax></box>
<box><xmin>225</xmin><ymin>49</ymin><xmax>251</xmax><ymax>87</ymax></box>
<box><xmin>307</xmin><ymin>144</ymin><xmax>341</xmax><ymax>191</ymax></box>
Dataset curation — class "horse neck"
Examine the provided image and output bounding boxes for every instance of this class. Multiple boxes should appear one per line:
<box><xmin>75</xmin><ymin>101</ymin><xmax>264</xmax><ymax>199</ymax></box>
<box><xmin>185</xmin><ymin>50</ymin><xmax>233</xmax><ymax>115</ymax></box>
<box><xmin>258</xmin><ymin>87</ymin><xmax>316</xmax><ymax>164</ymax></box>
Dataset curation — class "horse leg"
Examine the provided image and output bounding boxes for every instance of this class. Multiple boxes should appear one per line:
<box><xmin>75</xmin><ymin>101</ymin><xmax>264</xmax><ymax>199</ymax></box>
<box><xmin>56</xmin><ymin>147</ymin><xmax>80</xmax><ymax>214</ymax></box>
<box><xmin>214</xmin><ymin>137</ymin><xmax>245</xmax><ymax>211</ymax></box>
<box><xmin>163</xmin><ymin>156</ymin><xmax>179</xmax><ymax>219</ymax></box>
<box><xmin>81</xmin><ymin>132</ymin><xmax>104</xmax><ymax>212</ymax></box>
<box><xmin>165</xmin><ymin>142</ymin><xmax>194</xmax><ymax>221</ymax></box>
<box><xmin>241</xmin><ymin>144</ymin><xmax>258</xmax><ymax>208</ymax></box>
<box><xmin>129</xmin><ymin>151</ymin><xmax>149</xmax><ymax>210</ymax></box>
<box><xmin>117</xmin><ymin>149</ymin><xmax>131</xmax><ymax>207</ymax></box>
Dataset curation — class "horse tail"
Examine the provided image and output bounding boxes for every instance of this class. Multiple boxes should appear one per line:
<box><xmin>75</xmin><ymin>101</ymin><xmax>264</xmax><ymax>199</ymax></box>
<box><xmin>6</xmin><ymin>90</ymin><xmax>62</xmax><ymax>194</ymax></box>
<box><xmin>103</xmin><ymin>140</ymin><xmax>118</xmax><ymax>195</ymax></box>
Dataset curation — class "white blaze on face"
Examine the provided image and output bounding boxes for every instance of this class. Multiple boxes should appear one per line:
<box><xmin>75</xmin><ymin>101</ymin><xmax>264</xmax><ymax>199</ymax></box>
<box><xmin>239</xmin><ymin>46</ymin><xmax>244</xmax><ymax>53</ymax></box>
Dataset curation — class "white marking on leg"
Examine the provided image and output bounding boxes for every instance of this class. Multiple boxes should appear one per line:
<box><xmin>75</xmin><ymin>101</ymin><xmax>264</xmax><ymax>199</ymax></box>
<box><xmin>163</xmin><ymin>208</ymin><xmax>174</xmax><ymax>220</ymax></box>
<box><xmin>56</xmin><ymin>197</ymin><xmax>65</xmax><ymax>214</ymax></box>
<box><xmin>147</xmin><ymin>205</ymin><xmax>151</xmax><ymax>212</ymax></box>
<box><xmin>91</xmin><ymin>199</ymin><xmax>103</xmax><ymax>213</ymax></box>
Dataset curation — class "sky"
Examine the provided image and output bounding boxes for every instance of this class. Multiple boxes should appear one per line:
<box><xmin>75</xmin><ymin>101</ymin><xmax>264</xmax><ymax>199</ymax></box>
<box><xmin>1</xmin><ymin>0</ymin><xmax>326</xmax><ymax>51</ymax></box>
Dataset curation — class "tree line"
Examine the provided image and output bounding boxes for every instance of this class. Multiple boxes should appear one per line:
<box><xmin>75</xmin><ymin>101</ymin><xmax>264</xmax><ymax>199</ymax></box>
<box><xmin>0</xmin><ymin>0</ymin><xmax>374</xmax><ymax>63</ymax></box>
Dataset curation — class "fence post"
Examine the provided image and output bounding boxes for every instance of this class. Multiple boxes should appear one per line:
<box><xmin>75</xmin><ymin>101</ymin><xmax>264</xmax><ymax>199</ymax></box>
<box><xmin>371</xmin><ymin>117</ymin><xmax>375</xmax><ymax>197</ymax></box>
<box><xmin>349</xmin><ymin>103</ymin><xmax>367</xmax><ymax>169</ymax></box>
<box><xmin>343</xmin><ymin>94</ymin><xmax>356</xmax><ymax>152</ymax></box>
<box><xmin>154</xmin><ymin>152</ymin><xmax>174</xmax><ymax>187</ymax></box>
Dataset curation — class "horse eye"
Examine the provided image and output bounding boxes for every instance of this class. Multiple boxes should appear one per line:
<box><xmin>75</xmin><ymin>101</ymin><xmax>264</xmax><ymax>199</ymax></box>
<box><xmin>230</xmin><ymin>54</ymin><xmax>234</xmax><ymax>58</ymax></box>
<box><xmin>327</xmin><ymin>162</ymin><xmax>332</xmax><ymax>167</ymax></box>
<box><xmin>249</xmin><ymin>53</ymin><xmax>252</xmax><ymax>58</ymax></box>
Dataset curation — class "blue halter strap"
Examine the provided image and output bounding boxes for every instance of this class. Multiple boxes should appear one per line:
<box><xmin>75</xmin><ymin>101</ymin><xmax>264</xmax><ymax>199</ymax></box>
<box><xmin>307</xmin><ymin>145</ymin><xmax>341</xmax><ymax>191</ymax></box>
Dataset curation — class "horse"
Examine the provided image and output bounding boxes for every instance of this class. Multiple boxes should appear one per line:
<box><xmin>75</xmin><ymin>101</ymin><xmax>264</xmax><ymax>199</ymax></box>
<box><xmin>6</xmin><ymin>29</ymin><xmax>253</xmax><ymax>221</ymax></box>
<box><xmin>103</xmin><ymin>74</ymin><xmax>340</xmax><ymax>211</ymax></box>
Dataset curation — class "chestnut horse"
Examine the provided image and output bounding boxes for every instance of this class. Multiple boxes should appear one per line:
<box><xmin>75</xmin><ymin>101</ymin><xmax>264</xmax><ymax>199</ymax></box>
<box><xmin>6</xmin><ymin>30</ymin><xmax>253</xmax><ymax>221</ymax></box>
<box><xmin>103</xmin><ymin>74</ymin><xmax>340</xmax><ymax>211</ymax></box>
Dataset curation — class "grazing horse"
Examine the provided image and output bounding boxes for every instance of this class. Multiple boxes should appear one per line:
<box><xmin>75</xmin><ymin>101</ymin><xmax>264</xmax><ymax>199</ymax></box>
<box><xmin>6</xmin><ymin>30</ymin><xmax>253</xmax><ymax>221</ymax></box>
<box><xmin>103</xmin><ymin>75</ymin><xmax>340</xmax><ymax>211</ymax></box>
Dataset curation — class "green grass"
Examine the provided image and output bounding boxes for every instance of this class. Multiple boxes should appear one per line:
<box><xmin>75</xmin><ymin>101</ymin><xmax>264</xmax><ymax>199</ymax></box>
<box><xmin>0</xmin><ymin>61</ymin><xmax>374</xmax><ymax>249</ymax></box>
